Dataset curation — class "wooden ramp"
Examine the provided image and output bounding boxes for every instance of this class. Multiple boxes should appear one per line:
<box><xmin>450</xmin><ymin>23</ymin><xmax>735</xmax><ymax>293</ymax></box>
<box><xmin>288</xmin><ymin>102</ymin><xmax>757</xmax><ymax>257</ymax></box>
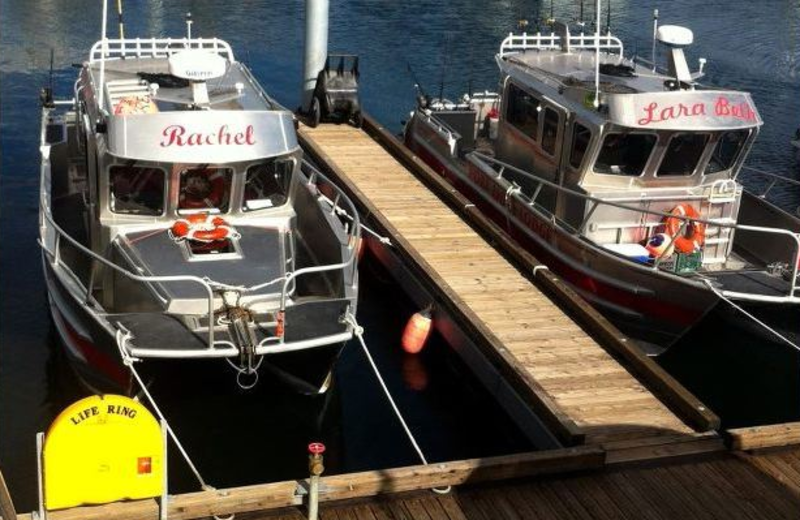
<box><xmin>299</xmin><ymin>120</ymin><xmax>701</xmax><ymax>447</ymax></box>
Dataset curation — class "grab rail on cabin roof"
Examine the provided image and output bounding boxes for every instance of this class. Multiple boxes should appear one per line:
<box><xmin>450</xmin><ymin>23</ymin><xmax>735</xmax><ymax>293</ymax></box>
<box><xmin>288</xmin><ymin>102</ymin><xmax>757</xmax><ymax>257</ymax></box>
<box><xmin>499</xmin><ymin>32</ymin><xmax>624</xmax><ymax>58</ymax></box>
<box><xmin>89</xmin><ymin>37</ymin><xmax>235</xmax><ymax>62</ymax></box>
<box><xmin>468</xmin><ymin>152</ymin><xmax>800</xmax><ymax>303</ymax></box>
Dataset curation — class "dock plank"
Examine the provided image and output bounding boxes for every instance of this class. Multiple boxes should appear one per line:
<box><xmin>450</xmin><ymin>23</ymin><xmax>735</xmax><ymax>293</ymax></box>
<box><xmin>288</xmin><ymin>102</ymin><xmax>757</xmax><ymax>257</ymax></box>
<box><xmin>300</xmin><ymin>121</ymin><xmax>694</xmax><ymax>446</ymax></box>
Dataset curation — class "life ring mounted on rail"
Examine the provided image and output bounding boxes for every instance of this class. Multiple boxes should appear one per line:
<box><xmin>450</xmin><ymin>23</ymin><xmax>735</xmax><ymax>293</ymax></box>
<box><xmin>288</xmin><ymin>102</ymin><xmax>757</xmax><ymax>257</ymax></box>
<box><xmin>169</xmin><ymin>213</ymin><xmax>241</xmax><ymax>243</ymax></box>
<box><xmin>664</xmin><ymin>204</ymin><xmax>705</xmax><ymax>254</ymax></box>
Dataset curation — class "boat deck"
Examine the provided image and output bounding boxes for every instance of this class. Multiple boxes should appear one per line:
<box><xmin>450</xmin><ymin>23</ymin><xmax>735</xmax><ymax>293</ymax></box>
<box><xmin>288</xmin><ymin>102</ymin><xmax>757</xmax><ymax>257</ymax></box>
<box><xmin>299</xmin><ymin>119</ymin><xmax>699</xmax><ymax>447</ymax></box>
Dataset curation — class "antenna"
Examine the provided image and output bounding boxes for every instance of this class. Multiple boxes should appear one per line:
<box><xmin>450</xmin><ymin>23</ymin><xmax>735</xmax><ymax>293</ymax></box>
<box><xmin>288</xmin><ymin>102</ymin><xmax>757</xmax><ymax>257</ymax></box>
<box><xmin>98</xmin><ymin>0</ymin><xmax>108</xmax><ymax>112</ymax></box>
<box><xmin>605</xmin><ymin>0</ymin><xmax>611</xmax><ymax>34</ymax></box>
<box><xmin>651</xmin><ymin>9</ymin><xmax>659</xmax><ymax>72</ymax></box>
<box><xmin>593</xmin><ymin>0</ymin><xmax>600</xmax><ymax>108</ymax></box>
<box><xmin>438</xmin><ymin>34</ymin><xmax>450</xmax><ymax>103</ymax></box>
<box><xmin>49</xmin><ymin>48</ymin><xmax>55</xmax><ymax>96</ymax></box>
<box><xmin>185</xmin><ymin>12</ymin><xmax>193</xmax><ymax>39</ymax></box>
<box><xmin>116</xmin><ymin>0</ymin><xmax>125</xmax><ymax>39</ymax></box>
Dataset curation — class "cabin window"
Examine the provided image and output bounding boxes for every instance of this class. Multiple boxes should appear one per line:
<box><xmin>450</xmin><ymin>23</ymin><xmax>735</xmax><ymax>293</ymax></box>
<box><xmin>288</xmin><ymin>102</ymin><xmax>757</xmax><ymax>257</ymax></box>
<box><xmin>705</xmin><ymin>130</ymin><xmax>750</xmax><ymax>174</ymax></box>
<box><xmin>109</xmin><ymin>166</ymin><xmax>166</xmax><ymax>215</ymax></box>
<box><xmin>658</xmin><ymin>133</ymin><xmax>710</xmax><ymax>176</ymax></box>
<box><xmin>178</xmin><ymin>166</ymin><xmax>233</xmax><ymax>212</ymax></box>
<box><xmin>541</xmin><ymin>108</ymin><xmax>560</xmax><ymax>156</ymax></box>
<box><xmin>243</xmin><ymin>159</ymin><xmax>293</xmax><ymax>211</ymax></box>
<box><xmin>594</xmin><ymin>133</ymin><xmax>656</xmax><ymax>176</ymax></box>
<box><xmin>506</xmin><ymin>84</ymin><xmax>540</xmax><ymax>141</ymax></box>
<box><xmin>569</xmin><ymin>123</ymin><xmax>592</xmax><ymax>169</ymax></box>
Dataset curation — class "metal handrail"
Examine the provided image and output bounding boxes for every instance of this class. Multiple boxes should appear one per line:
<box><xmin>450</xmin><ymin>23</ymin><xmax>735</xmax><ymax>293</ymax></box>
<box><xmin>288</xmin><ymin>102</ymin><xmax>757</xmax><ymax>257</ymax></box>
<box><xmin>469</xmin><ymin>152</ymin><xmax>800</xmax><ymax>301</ymax></box>
<box><xmin>499</xmin><ymin>31</ymin><xmax>624</xmax><ymax>58</ymax></box>
<box><xmin>740</xmin><ymin>165</ymin><xmax>800</xmax><ymax>200</ymax></box>
<box><xmin>88</xmin><ymin>37</ymin><xmax>235</xmax><ymax>62</ymax></box>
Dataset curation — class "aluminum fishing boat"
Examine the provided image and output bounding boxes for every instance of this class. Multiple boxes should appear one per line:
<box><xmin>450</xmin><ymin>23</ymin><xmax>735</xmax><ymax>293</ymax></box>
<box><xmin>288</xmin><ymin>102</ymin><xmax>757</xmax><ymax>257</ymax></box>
<box><xmin>39</xmin><ymin>27</ymin><xmax>360</xmax><ymax>392</ymax></box>
<box><xmin>403</xmin><ymin>13</ymin><xmax>800</xmax><ymax>350</ymax></box>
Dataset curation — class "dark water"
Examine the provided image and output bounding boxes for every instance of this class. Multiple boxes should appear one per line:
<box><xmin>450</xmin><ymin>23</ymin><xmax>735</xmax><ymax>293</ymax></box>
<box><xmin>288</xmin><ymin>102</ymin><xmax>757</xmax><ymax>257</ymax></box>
<box><xmin>2</xmin><ymin>0</ymin><xmax>800</xmax><ymax>511</ymax></box>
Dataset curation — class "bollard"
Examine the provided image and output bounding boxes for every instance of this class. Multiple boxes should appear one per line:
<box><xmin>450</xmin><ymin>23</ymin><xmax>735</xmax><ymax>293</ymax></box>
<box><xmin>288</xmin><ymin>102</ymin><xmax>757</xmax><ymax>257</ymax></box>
<box><xmin>307</xmin><ymin>442</ymin><xmax>325</xmax><ymax>520</ymax></box>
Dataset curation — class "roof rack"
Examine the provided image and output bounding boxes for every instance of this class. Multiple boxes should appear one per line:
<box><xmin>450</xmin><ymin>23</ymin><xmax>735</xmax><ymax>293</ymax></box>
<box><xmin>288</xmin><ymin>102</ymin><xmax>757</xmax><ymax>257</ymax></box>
<box><xmin>89</xmin><ymin>37</ymin><xmax>235</xmax><ymax>63</ymax></box>
<box><xmin>499</xmin><ymin>32</ymin><xmax>624</xmax><ymax>58</ymax></box>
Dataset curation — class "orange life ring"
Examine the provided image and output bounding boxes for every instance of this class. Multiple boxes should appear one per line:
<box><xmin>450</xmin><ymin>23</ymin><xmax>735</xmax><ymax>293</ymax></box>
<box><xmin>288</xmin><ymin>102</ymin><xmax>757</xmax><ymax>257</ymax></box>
<box><xmin>169</xmin><ymin>213</ymin><xmax>240</xmax><ymax>243</ymax></box>
<box><xmin>664</xmin><ymin>204</ymin><xmax>705</xmax><ymax>254</ymax></box>
<box><xmin>180</xmin><ymin>170</ymin><xmax>227</xmax><ymax>209</ymax></box>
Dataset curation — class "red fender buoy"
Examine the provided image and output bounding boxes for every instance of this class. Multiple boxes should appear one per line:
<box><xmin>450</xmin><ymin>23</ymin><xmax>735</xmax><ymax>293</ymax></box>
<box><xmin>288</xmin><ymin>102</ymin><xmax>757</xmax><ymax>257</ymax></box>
<box><xmin>401</xmin><ymin>308</ymin><xmax>432</xmax><ymax>354</ymax></box>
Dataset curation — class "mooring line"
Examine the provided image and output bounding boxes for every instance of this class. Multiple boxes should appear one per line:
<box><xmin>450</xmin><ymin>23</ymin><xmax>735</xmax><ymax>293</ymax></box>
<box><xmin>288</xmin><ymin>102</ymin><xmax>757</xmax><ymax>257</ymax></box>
<box><xmin>343</xmin><ymin>314</ymin><xmax>451</xmax><ymax>494</ymax></box>
<box><xmin>318</xmin><ymin>193</ymin><xmax>392</xmax><ymax>246</ymax></box>
<box><xmin>702</xmin><ymin>280</ymin><xmax>800</xmax><ymax>352</ymax></box>
<box><xmin>115</xmin><ymin>329</ymin><xmax>212</xmax><ymax>491</ymax></box>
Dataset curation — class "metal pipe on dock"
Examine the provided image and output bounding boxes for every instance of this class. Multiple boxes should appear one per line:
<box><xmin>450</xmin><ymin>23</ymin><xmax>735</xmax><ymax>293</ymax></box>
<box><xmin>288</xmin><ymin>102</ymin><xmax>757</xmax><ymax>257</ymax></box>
<box><xmin>302</xmin><ymin>0</ymin><xmax>329</xmax><ymax>112</ymax></box>
<box><xmin>306</xmin><ymin>443</ymin><xmax>325</xmax><ymax>520</ymax></box>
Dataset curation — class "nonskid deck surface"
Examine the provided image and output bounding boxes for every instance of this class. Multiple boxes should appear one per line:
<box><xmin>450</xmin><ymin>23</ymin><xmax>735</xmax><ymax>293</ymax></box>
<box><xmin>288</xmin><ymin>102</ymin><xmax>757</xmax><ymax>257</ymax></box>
<box><xmin>119</xmin><ymin>225</ymin><xmax>286</xmax><ymax>300</ymax></box>
<box><xmin>299</xmin><ymin>122</ymin><xmax>693</xmax><ymax>446</ymax></box>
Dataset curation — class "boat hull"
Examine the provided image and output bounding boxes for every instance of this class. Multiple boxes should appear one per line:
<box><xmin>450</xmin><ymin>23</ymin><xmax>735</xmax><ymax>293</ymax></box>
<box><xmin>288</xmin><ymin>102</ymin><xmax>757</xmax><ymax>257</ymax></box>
<box><xmin>405</xmin><ymin>121</ymin><xmax>720</xmax><ymax>349</ymax></box>
<box><xmin>43</xmin><ymin>259</ymin><xmax>344</xmax><ymax>393</ymax></box>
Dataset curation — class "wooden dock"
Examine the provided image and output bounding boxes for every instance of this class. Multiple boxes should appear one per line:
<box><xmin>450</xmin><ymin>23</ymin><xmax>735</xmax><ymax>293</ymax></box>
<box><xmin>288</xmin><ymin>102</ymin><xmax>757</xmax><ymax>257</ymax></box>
<box><xmin>298</xmin><ymin>117</ymin><xmax>714</xmax><ymax>448</ymax></box>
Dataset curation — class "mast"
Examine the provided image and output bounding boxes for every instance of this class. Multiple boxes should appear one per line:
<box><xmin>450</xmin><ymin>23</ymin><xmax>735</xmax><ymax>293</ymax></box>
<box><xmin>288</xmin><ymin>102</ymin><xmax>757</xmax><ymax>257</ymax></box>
<box><xmin>302</xmin><ymin>0</ymin><xmax>329</xmax><ymax>112</ymax></box>
<box><xmin>98</xmin><ymin>0</ymin><xmax>108</xmax><ymax>112</ymax></box>
<box><xmin>593</xmin><ymin>0</ymin><xmax>600</xmax><ymax>108</ymax></box>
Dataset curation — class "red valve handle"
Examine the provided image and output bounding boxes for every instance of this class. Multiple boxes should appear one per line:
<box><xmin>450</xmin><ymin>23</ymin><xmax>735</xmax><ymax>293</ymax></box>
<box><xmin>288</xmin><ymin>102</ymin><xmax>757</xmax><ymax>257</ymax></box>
<box><xmin>308</xmin><ymin>442</ymin><xmax>326</xmax><ymax>455</ymax></box>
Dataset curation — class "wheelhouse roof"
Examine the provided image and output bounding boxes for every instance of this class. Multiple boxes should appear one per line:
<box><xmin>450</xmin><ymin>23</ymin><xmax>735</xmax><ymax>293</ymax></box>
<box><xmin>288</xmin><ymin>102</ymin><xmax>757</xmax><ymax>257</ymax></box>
<box><xmin>84</xmin><ymin>39</ymin><xmax>298</xmax><ymax>164</ymax></box>
<box><xmin>498</xmin><ymin>45</ymin><xmax>762</xmax><ymax>132</ymax></box>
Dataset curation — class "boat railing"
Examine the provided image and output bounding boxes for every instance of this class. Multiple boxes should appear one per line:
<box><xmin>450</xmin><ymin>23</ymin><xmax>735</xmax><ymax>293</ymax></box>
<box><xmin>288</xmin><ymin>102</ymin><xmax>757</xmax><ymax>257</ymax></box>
<box><xmin>89</xmin><ymin>37</ymin><xmax>235</xmax><ymax>62</ymax></box>
<box><xmin>739</xmin><ymin>165</ymin><xmax>800</xmax><ymax>201</ymax></box>
<box><xmin>39</xmin><ymin>135</ymin><xmax>359</xmax><ymax>359</ymax></box>
<box><xmin>416</xmin><ymin>110</ymin><xmax>461</xmax><ymax>155</ymax></box>
<box><xmin>469</xmin><ymin>152</ymin><xmax>800</xmax><ymax>303</ymax></box>
<box><xmin>499</xmin><ymin>31</ymin><xmax>624</xmax><ymax>58</ymax></box>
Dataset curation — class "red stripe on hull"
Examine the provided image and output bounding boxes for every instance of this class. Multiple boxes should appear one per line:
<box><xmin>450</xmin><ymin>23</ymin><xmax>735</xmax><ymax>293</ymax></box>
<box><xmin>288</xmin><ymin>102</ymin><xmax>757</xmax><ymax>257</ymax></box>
<box><xmin>52</xmin><ymin>306</ymin><xmax>129</xmax><ymax>388</ymax></box>
<box><xmin>408</xmin><ymin>139</ymin><xmax>705</xmax><ymax>336</ymax></box>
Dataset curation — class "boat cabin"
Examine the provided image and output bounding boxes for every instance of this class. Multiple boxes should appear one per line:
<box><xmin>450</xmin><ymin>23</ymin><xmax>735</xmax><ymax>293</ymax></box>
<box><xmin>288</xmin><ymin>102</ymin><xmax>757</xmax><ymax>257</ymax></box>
<box><xmin>410</xmin><ymin>22</ymin><xmax>762</xmax><ymax>269</ymax></box>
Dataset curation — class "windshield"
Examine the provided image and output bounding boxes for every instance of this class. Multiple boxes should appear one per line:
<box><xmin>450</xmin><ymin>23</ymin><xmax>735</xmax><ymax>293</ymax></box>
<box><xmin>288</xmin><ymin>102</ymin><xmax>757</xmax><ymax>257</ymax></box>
<box><xmin>177</xmin><ymin>166</ymin><xmax>233</xmax><ymax>212</ymax></box>
<box><xmin>594</xmin><ymin>133</ymin><xmax>656</xmax><ymax>176</ymax></box>
<box><xmin>705</xmin><ymin>130</ymin><xmax>750</xmax><ymax>174</ymax></box>
<box><xmin>658</xmin><ymin>133</ymin><xmax>710</xmax><ymax>177</ymax></box>
<box><xmin>243</xmin><ymin>159</ymin><xmax>293</xmax><ymax>211</ymax></box>
<box><xmin>109</xmin><ymin>165</ymin><xmax>165</xmax><ymax>215</ymax></box>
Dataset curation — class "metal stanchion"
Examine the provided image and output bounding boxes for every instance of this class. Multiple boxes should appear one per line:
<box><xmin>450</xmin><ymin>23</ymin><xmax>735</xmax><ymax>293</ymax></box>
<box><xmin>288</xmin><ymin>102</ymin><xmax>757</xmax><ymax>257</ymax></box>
<box><xmin>306</xmin><ymin>442</ymin><xmax>325</xmax><ymax>520</ymax></box>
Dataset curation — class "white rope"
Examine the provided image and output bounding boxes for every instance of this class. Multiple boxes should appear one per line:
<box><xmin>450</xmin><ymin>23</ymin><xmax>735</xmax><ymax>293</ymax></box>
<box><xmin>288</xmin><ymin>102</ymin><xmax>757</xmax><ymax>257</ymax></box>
<box><xmin>115</xmin><ymin>330</ymin><xmax>213</xmax><ymax>490</ymax></box>
<box><xmin>343</xmin><ymin>314</ymin><xmax>451</xmax><ymax>494</ymax></box>
<box><xmin>318</xmin><ymin>193</ymin><xmax>392</xmax><ymax>245</ymax></box>
<box><xmin>702</xmin><ymin>280</ymin><xmax>800</xmax><ymax>352</ymax></box>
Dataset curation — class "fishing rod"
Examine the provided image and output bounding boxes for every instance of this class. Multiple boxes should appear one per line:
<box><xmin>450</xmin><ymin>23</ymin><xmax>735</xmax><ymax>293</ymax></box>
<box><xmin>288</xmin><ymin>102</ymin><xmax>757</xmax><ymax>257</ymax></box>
<box><xmin>605</xmin><ymin>0</ymin><xmax>612</xmax><ymax>34</ymax></box>
<box><xmin>438</xmin><ymin>34</ymin><xmax>450</xmax><ymax>104</ymax></box>
<box><xmin>116</xmin><ymin>0</ymin><xmax>125</xmax><ymax>39</ymax></box>
<box><xmin>406</xmin><ymin>63</ymin><xmax>431</xmax><ymax>107</ymax></box>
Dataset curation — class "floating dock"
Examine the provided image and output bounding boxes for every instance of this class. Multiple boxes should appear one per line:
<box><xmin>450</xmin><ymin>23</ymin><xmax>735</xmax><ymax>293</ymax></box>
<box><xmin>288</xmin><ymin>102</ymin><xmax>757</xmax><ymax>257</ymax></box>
<box><xmin>299</xmin><ymin>116</ymin><xmax>716</xmax><ymax>450</ymax></box>
<box><xmin>8</xmin><ymin>116</ymin><xmax>800</xmax><ymax>520</ymax></box>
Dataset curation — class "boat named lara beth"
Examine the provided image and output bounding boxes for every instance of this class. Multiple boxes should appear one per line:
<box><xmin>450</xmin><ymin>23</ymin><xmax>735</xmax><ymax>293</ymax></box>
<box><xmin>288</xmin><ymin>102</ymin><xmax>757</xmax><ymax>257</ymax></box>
<box><xmin>403</xmin><ymin>12</ymin><xmax>800</xmax><ymax>350</ymax></box>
